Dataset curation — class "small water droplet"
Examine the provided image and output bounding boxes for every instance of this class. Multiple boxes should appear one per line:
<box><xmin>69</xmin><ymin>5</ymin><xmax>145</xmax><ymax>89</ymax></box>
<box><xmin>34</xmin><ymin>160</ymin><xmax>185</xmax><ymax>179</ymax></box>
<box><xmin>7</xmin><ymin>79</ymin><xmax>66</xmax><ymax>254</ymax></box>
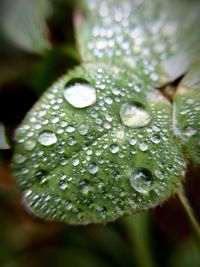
<box><xmin>66</xmin><ymin>126</ymin><xmax>75</xmax><ymax>133</ymax></box>
<box><xmin>60</xmin><ymin>156</ymin><xmax>68</xmax><ymax>166</ymax></box>
<box><xmin>120</xmin><ymin>102</ymin><xmax>151</xmax><ymax>128</ymax></box>
<box><xmin>78</xmin><ymin>124</ymin><xmax>89</xmax><ymax>135</ymax></box>
<box><xmin>24</xmin><ymin>140</ymin><xmax>36</xmax><ymax>151</ymax></box>
<box><xmin>130</xmin><ymin>168</ymin><xmax>154</xmax><ymax>194</ymax></box>
<box><xmin>151</xmin><ymin>134</ymin><xmax>161</xmax><ymax>144</ymax></box>
<box><xmin>35</xmin><ymin>170</ymin><xmax>47</xmax><ymax>184</ymax></box>
<box><xmin>105</xmin><ymin>97</ymin><xmax>113</xmax><ymax>105</ymax></box>
<box><xmin>72</xmin><ymin>159</ymin><xmax>80</xmax><ymax>166</ymax></box>
<box><xmin>88</xmin><ymin>164</ymin><xmax>98</xmax><ymax>174</ymax></box>
<box><xmin>155</xmin><ymin>170</ymin><xmax>165</xmax><ymax>180</ymax></box>
<box><xmin>38</xmin><ymin>131</ymin><xmax>57</xmax><ymax>146</ymax></box>
<box><xmin>13</xmin><ymin>154</ymin><xmax>27</xmax><ymax>164</ymax></box>
<box><xmin>59</xmin><ymin>182</ymin><xmax>68</xmax><ymax>190</ymax></box>
<box><xmin>110</xmin><ymin>144</ymin><xmax>119</xmax><ymax>153</ymax></box>
<box><xmin>129</xmin><ymin>138</ymin><xmax>137</xmax><ymax>145</ymax></box>
<box><xmin>63</xmin><ymin>79</ymin><xmax>96</xmax><ymax>108</ymax></box>
<box><xmin>139</xmin><ymin>142</ymin><xmax>148</xmax><ymax>151</ymax></box>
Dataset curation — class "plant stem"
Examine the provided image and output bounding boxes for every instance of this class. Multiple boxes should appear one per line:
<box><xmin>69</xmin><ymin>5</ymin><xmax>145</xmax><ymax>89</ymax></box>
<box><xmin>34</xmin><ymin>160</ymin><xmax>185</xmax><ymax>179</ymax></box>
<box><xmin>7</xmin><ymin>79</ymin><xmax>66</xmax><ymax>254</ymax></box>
<box><xmin>176</xmin><ymin>184</ymin><xmax>200</xmax><ymax>240</ymax></box>
<box><xmin>124</xmin><ymin>212</ymin><xmax>156</xmax><ymax>267</ymax></box>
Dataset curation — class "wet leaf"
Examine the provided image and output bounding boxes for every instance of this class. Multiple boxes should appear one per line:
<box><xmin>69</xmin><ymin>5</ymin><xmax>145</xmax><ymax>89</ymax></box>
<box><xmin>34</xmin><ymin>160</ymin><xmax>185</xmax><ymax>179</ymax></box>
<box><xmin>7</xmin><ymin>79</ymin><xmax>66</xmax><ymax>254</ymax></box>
<box><xmin>11</xmin><ymin>0</ymin><xmax>200</xmax><ymax>224</ymax></box>
<box><xmin>173</xmin><ymin>61</ymin><xmax>200</xmax><ymax>165</ymax></box>
<box><xmin>12</xmin><ymin>65</ymin><xmax>185</xmax><ymax>224</ymax></box>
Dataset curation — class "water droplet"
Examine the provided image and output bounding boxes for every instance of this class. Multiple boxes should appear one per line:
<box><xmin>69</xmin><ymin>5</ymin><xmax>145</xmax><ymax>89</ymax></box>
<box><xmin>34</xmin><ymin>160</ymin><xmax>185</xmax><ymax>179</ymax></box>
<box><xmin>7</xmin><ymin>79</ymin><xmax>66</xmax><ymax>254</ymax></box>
<box><xmin>66</xmin><ymin>126</ymin><xmax>75</xmax><ymax>133</ymax></box>
<box><xmin>35</xmin><ymin>170</ymin><xmax>47</xmax><ymax>184</ymax></box>
<box><xmin>24</xmin><ymin>140</ymin><xmax>36</xmax><ymax>151</ymax></box>
<box><xmin>151</xmin><ymin>134</ymin><xmax>161</xmax><ymax>144</ymax></box>
<box><xmin>13</xmin><ymin>154</ymin><xmax>27</xmax><ymax>164</ymax></box>
<box><xmin>110</xmin><ymin>144</ymin><xmax>119</xmax><ymax>153</ymax></box>
<box><xmin>120</xmin><ymin>102</ymin><xmax>151</xmax><ymax>128</ymax></box>
<box><xmin>155</xmin><ymin>170</ymin><xmax>165</xmax><ymax>180</ymax></box>
<box><xmin>38</xmin><ymin>131</ymin><xmax>57</xmax><ymax>146</ymax></box>
<box><xmin>139</xmin><ymin>142</ymin><xmax>148</xmax><ymax>151</ymax></box>
<box><xmin>81</xmin><ymin>185</ymin><xmax>91</xmax><ymax>194</ymax></box>
<box><xmin>88</xmin><ymin>164</ymin><xmax>98</xmax><ymax>174</ymax></box>
<box><xmin>78</xmin><ymin>124</ymin><xmax>89</xmax><ymax>135</ymax></box>
<box><xmin>130</xmin><ymin>168</ymin><xmax>154</xmax><ymax>194</ymax></box>
<box><xmin>105</xmin><ymin>97</ymin><xmax>113</xmax><ymax>105</ymax></box>
<box><xmin>72</xmin><ymin>159</ymin><xmax>80</xmax><ymax>166</ymax></box>
<box><xmin>60</xmin><ymin>156</ymin><xmax>68</xmax><ymax>166</ymax></box>
<box><xmin>59</xmin><ymin>183</ymin><xmax>68</xmax><ymax>191</ymax></box>
<box><xmin>115</xmin><ymin>129</ymin><xmax>125</xmax><ymax>139</ymax></box>
<box><xmin>63</xmin><ymin>79</ymin><xmax>96</xmax><ymax>108</ymax></box>
<box><xmin>129</xmin><ymin>138</ymin><xmax>137</xmax><ymax>145</ymax></box>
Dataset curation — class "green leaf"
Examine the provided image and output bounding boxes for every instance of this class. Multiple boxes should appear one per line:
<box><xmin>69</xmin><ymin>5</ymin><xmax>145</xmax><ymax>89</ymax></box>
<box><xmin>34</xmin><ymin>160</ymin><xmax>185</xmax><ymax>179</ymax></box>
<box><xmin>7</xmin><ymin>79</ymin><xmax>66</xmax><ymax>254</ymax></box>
<box><xmin>12</xmin><ymin>64</ymin><xmax>185</xmax><ymax>224</ymax></box>
<box><xmin>173</xmin><ymin>61</ymin><xmax>200</xmax><ymax>165</ymax></box>
<box><xmin>11</xmin><ymin>0</ymin><xmax>200</xmax><ymax>224</ymax></box>
<box><xmin>1</xmin><ymin>0</ymin><xmax>51</xmax><ymax>54</ymax></box>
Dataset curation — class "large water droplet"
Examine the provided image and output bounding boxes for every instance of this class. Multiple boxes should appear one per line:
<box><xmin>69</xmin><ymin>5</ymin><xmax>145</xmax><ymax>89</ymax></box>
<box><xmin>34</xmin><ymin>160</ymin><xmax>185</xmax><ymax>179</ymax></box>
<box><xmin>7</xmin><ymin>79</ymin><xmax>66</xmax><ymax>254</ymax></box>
<box><xmin>130</xmin><ymin>167</ymin><xmax>154</xmax><ymax>194</ymax></box>
<box><xmin>38</xmin><ymin>131</ymin><xmax>57</xmax><ymax>146</ymax></box>
<box><xmin>120</xmin><ymin>102</ymin><xmax>151</xmax><ymax>128</ymax></box>
<box><xmin>63</xmin><ymin>78</ymin><xmax>96</xmax><ymax>108</ymax></box>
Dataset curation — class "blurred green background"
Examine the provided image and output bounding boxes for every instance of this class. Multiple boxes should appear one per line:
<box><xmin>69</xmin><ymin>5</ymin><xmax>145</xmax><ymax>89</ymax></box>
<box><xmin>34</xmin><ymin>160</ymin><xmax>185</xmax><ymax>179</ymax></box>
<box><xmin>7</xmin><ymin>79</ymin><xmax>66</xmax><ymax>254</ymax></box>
<box><xmin>0</xmin><ymin>1</ymin><xmax>200</xmax><ymax>266</ymax></box>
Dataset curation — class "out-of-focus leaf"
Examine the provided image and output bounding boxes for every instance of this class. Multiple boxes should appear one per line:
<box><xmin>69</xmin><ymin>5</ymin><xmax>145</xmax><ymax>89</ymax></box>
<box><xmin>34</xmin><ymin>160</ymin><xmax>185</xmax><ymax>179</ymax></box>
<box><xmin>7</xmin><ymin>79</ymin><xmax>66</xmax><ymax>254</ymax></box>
<box><xmin>1</xmin><ymin>0</ymin><xmax>52</xmax><ymax>54</ymax></box>
<box><xmin>173</xmin><ymin>61</ymin><xmax>200</xmax><ymax>165</ymax></box>
<box><xmin>76</xmin><ymin>0</ymin><xmax>200</xmax><ymax>86</ymax></box>
<box><xmin>170</xmin><ymin>238</ymin><xmax>200</xmax><ymax>267</ymax></box>
<box><xmin>0</xmin><ymin>124</ymin><xmax>10</xmax><ymax>150</ymax></box>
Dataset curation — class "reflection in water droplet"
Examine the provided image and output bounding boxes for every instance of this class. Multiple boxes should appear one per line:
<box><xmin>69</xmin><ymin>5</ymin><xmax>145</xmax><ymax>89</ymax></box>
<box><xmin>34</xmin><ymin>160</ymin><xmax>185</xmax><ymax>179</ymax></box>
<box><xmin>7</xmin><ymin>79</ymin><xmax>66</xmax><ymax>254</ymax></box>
<box><xmin>63</xmin><ymin>79</ymin><xmax>96</xmax><ymax>108</ymax></box>
<box><xmin>120</xmin><ymin>102</ymin><xmax>151</xmax><ymax>128</ymax></box>
<box><xmin>38</xmin><ymin>131</ymin><xmax>57</xmax><ymax>146</ymax></box>
<box><xmin>130</xmin><ymin>167</ymin><xmax>154</xmax><ymax>194</ymax></box>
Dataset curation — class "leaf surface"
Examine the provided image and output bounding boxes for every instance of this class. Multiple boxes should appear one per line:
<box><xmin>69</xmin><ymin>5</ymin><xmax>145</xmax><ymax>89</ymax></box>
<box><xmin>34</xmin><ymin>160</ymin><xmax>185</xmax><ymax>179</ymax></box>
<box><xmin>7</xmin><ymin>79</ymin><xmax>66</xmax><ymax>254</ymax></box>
<box><xmin>11</xmin><ymin>0</ymin><xmax>200</xmax><ymax>224</ymax></box>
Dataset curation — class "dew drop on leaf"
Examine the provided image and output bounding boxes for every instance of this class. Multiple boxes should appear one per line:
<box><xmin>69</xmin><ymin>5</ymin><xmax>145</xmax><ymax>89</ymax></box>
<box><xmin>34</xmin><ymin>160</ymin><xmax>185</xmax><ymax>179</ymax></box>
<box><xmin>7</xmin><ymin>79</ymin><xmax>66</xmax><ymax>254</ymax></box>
<box><xmin>120</xmin><ymin>102</ymin><xmax>151</xmax><ymax>128</ymax></box>
<box><xmin>88</xmin><ymin>164</ymin><xmax>98</xmax><ymax>174</ymax></box>
<box><xmin>109</xmin><ymin>144</ymin><xmax>119</xmax><ymax>153</ymax></box>
<box><xmin>78</xmin><ymin>124</ymin><xmax>89</xmax><ymax>135</ymax></box>
<box><xmin>139</xmin><ymin>142</ymin><xmax>149</xmax><ymax>151</ymax></box>
<box><xmin>37</xmin><ymin>131</ymin><xmax>57</xmax><ymax>146</ymax></box>
<box><xmin>13</xmin><ymin>154</ymin><xmax>27</xmax><ymax>164</ymax></box>
<box><xmin>63</xmin><ymin>79</ymin><xmax>96</xmax><ymax>108</ymax></box>
<box><xmin>130</xmin><ymin>168</ymin><xmax>154</xmax><ymax>194</ymax></box>
<box><xmin>24</xmin><ymin>140</ymin><xmax>36</xmax><ymax>150</ymax></box>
